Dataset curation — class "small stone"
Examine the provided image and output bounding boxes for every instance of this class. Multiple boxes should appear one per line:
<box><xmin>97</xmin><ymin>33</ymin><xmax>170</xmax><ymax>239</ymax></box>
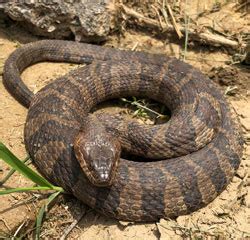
<box><xmin>236</xmin><ymin>165</ymin><xmax>246</xmax><ymax>179</ymax></box>
<box><xmin>119</xmin><ymin>221</ymin><xmax>132</xmax><ymax>227</ymax></box>
<box><xmin>47</xmin><ymin>25</ymin><xmax>56</xmax><ymax>33</ymax></box>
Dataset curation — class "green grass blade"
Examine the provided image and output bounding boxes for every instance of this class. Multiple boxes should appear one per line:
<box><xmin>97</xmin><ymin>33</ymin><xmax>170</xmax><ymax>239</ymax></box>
<box><xmin>0</xmin><ymin>186</ymin><xmax>63</xmax><ymax>195</ymax></box>
<box><xmin>35</xmin><ymin>205</ymin><xmax>45</xmax><ymax>240</ymax></box>
<box><xmin>0</xmin><ymin>142</ymin><xmax>53</xmax><ymax>188</ymax></box>
<box><xmin>35</xmin><ymin>191</ymin><xmax>61</xmax><ymax>240</ymax></box>
<box><xmin>0</xmin><ymin>156</ymin><xmax>30</xmax><ymax>186</ymax></box>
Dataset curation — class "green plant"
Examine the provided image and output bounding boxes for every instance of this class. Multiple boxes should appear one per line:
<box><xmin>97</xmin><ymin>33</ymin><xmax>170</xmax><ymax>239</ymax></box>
<box><xmin>0</xmin><ymin>142</ymin><xmax>64</xmax><ymax>239</ymax></box>
<box><xmin>120</xmin><ymin>97</ymin><xmax>169</xmax><ymax>120</ymax></box>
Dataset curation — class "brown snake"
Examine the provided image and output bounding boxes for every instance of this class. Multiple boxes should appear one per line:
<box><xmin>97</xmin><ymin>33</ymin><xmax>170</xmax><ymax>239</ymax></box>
<box><xmin>3</xmin><ymin>40</ymin><xmax>244</xmax><ymax>221</ymax></box>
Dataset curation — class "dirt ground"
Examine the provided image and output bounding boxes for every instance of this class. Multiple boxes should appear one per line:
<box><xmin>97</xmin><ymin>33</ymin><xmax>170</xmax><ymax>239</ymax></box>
<box><xmin>0</xmin><ymin>1</ymin><xmax>250</xmax><ymax>239</ymax></box>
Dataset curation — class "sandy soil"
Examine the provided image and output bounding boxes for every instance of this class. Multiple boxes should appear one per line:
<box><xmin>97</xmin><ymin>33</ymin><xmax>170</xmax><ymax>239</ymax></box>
<box><xmin>0</xmin><ymin>1</ymin><xmax>249</xmax><ymax>239</ymax></box>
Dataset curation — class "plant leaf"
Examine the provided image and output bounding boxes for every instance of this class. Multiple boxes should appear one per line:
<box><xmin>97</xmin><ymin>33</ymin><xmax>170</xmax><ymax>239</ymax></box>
<box><xmin>35</xmin><ymin>191</ymin><xmax>61</xmax><ymax>240</ymax></box>
<box><xmin>0</xmin><ymin>142</ymin><xmax>53</xmax><ymax>188</ymax></box>
<box><xmin>0</xmin><ymin>156</ymin><xmax>30</xmax><ymax>186</ymax></box>
<box><xmin>0</xmin><ymin>186</ymin><xmax>63</xmax><ymax>195</ymax></box>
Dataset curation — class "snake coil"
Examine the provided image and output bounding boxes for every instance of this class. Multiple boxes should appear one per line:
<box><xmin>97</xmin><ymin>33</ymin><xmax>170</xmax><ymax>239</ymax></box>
<box><xmin>3</xmin><ymin>40</ymin><xmax>243</xmax><ymax>221</ymax></box>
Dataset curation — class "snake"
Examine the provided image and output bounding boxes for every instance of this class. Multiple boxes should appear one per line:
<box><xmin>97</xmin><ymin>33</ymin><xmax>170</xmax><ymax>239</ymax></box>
<box><xmin>3</xmin><ymin>40</ymin><xmax>244</xmax><ymax>222</ymax></box>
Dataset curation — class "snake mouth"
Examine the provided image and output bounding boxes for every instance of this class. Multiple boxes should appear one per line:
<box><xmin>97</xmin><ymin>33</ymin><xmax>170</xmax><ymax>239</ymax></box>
<box><xmin>89</xmin><ymin>166</ymin><xmax>117</xmax><ymax>187</ymax></box>
<box><xmin>93</xmin><ymin>165</ymin><xmax>113</xmax><ymax>186</ymax></box>
<box><xmin>83</xmin><ymin>153</ymin><xmax>120</xmax><ymax>187</ymax></box>
<box><xmin>98</xmin><ymin>168</ymin><xmax>110</xmax><ymax>181</ymax></box>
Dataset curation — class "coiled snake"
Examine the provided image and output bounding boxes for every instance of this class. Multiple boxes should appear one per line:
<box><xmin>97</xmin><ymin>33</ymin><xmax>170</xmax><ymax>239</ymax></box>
<box><xmin>3</xmin><ymin>40</ymin><xmax>243</xmax><ymax>221</ymax></box>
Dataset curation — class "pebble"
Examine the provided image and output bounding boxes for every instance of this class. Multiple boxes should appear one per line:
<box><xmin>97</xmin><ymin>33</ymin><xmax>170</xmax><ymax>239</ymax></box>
<box><xmin>119</xmin><ymin>221</ymin><xmax>132</xmax><ymax>227</ymax></box>
<box><xmin>236</xmin><ymin>166</ymin><xmax>246</xmax><ymax>179</ymax></box>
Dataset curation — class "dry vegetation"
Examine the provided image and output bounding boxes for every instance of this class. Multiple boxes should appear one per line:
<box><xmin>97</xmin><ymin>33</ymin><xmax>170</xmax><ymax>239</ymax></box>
<box><xmin>0</xmin><ymin>0</ymin><xmax>249</xmax><ymax>239</ymax></box>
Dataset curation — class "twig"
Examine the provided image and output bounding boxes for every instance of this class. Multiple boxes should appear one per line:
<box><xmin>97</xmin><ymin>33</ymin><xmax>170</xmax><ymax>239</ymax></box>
<box><xmin>193</xmin><ymin>31</ymin><xmax>239</xmax><ymax>48</ymax></box>
<box><xmin>60</xmin><ymin>208</ymin><xmax>86</xmax><ymax>240</ymax></box>
<box><xmin>0</xmin><ymin>219</ymin><xmax>11</xmax><ymax>232</ymax></box>
<box><xmin>185</xmin><ymin>56</ymin><xmax>228</xmax><ymax>62</ymax></box>
<box><xmin>131</xmin><ymin>42</ymin><xmax>139</xmax><ymax>51</ymax></box>
<box><xmin>121</xmin><ymin>98</ymin><xmax>166</xmax><ymax>118</ymax></box>
<box><xmin>235</xmin><ymin>0</ymin><xmax>249</xmax><ymax>12</ymax></box>
<box><xmin>133</xmin><ymin>102</ymin><xmax>164</xmax><ymax>118</ymax></box>
<box><xmin>121</xmin><ymin>4</ymin><xmax>161</xmax><ymax>29</ymax></box>
<box><xmin>165</xmin><ymin>2</ymin><xmax>183</xmax><ymax>38</ymax></box>
<box><xmin>12</xmin><ymin>221</ymin><xmax>26</xmax><ymax>239</ymax></box>
<box><xmin>161</xmin><ymin>0</ymin><xmax>170</xmax><ymax>27</ymax></box>
<box><xmin>225</xmin><ymin>86</ymin><xmax>238</xmax><ymax>95</ymax></box>
<box><xmin>152</xmin><ymin>5</ymin><xmax>164</xmax><ymax>30</ymax></box>
<box><xmin>120</xmin><ymin>4</ymin><xmax>242</xmax><ymax>49</ymax></box>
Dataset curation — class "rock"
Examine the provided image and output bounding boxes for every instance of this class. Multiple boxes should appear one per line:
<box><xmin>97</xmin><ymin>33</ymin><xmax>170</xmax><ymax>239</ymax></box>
<box><xmin>4</xmin><ymin>1</ymin><xmax>116</xmax><ymax>42</ymax></box>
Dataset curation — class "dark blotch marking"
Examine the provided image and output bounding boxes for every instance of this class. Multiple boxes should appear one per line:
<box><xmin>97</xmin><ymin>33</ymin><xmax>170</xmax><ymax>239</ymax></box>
<box><xmin>178</xmin><ymin>80</ymin><xmax>197</xmax><ymax>105</ymax></box>
<box><xmin>195</xmin><ymin>97</ymin><xmax>220</xmax><ymax>129</ymax></box>
<box><xmin>137</xmin><ymin>64</ymin><xmax>159</xmax><ymax>96</ymax></box>
<box><xmin>192</xmin><ymin>145</ymin><xmax>228</xmax><ymax>193</ymax></box>
<box><xmin>48</xmin><ymin>146</ymin><xmax>80</xmax><ymax>193</ymax></box>
<box><xmin>167</xmin><ymin>59</ymin><xmax>192</xmax><ymax>83</ymax></box>
<box><xmin>29</xmin><ymin>94</ymin><xmax>83</xmax><ymax>122</ymax></box>
<box><xmin>158</xmin><ymin>59</ymin><xmax>194</xmax><ymax>108</ymax></box>
<box><xmin>138</xmin><ymin>167</ymin><xmax>166</xmax><ymax>220</ymax></box>
<box><xmin>127</xmin><ymin>123</ymin><xmax>159</xmax><ymax>156</ymax></box>
<box><xmin>164</xmin><ymin>115</ymin><xmax>198</xmax><ymax>156</ymax></box>
<box><xmin>167</xmin><ymin>159</ymin><xmax>203</xmax><ymax>213</ymax></box>
<box><xmin>26</xmin><ymin>119</ymin><xmax>77</xmax><ymax>155</ymax></box>
<box><xmin>157</xmin><ymin>76</ymin><xmax>176</xmax><ymax>108</ymax></box>
<box><xmin>63</xmin><ymin>52</ymin><xmax>72</xmax><ymax>61</ymax></box>
<box><xmin>50</xmin><ymin>78</ymin><xmax>84</xmax><ymax>103</ymax></box>
<box><xmin>214</xmin><ymin>132</ymin><xmax>241</xmax><ymax>170</ymax></box>
<box><xmin>80</xmin><ymin>65</ymin><xmax>100</xmax><ymax>104</ymax></box>
<box><xmin>99</xmin><ymin>64</ymin><xmax>113</xmax><ymax>99</ymax></box>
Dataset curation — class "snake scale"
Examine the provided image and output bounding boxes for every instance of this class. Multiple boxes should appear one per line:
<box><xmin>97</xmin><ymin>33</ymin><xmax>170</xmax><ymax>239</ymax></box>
<box><xmin>3</xmin><ymin>40</ymin><xmax>244</xmax><ymax>221</ymax></box>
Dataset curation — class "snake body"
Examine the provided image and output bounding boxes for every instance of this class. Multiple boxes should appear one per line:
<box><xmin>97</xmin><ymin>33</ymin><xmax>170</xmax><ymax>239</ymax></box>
<box><xmin>3</xmin><ymin>40</ymin><xmax>243</xmax><ymax>221</ymax></box>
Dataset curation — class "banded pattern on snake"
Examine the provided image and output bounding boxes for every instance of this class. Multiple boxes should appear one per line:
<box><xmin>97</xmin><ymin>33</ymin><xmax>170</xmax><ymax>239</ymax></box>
<box><xmin>3</xmin><ymin>40</ymin><xmax>243</xmax><ymax>221</ymax></box>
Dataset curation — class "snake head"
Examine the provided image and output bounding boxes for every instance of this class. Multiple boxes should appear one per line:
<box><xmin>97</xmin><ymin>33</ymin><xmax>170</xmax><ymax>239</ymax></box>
<box><xmin>74</xmin><ymin>125</ymin><xmax>121</xmax><ymax>187</ymax></box>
